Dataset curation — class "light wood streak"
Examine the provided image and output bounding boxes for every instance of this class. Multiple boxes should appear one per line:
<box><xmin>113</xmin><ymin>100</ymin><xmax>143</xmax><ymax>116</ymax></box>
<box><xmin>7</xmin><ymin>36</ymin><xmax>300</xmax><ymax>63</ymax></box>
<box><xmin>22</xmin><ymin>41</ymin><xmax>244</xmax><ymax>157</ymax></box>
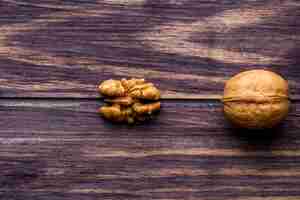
<box><xmin>140</xmin><ymin>1</ymin><xmax>299</xmax><ymax>65</ymax></box>
<box><xmin>84</xmin><ymin>148</ymin><xmax>300</xmax><ymax>158</ymax></box>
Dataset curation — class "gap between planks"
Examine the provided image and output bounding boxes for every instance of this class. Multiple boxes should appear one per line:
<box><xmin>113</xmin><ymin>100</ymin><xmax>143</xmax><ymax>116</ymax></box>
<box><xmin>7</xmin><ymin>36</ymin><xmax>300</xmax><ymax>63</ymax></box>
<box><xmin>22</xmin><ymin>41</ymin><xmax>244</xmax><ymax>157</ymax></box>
<box><xmin>0</xmin><ymin>94</ymin><xmax>299</xmax><ymax>101</ymax></box>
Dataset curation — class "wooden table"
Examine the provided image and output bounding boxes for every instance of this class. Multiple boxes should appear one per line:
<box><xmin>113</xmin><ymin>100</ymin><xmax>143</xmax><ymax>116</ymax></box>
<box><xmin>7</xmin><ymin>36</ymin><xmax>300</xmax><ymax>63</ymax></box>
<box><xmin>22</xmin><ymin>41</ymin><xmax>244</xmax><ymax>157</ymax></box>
<box><xmin>1</xmin><ymin>1</ymin><xmax>300</xmax><ymax>199</ymax></box>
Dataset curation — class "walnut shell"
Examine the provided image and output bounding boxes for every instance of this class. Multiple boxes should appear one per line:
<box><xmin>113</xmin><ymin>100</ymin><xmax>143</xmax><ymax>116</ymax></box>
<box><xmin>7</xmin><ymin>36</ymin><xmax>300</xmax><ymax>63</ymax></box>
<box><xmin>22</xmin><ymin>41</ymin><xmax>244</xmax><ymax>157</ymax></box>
<box><xmin>223</xmin><ymin>70</ymin><xmax>290</xmax><ymax>129</ymax></box>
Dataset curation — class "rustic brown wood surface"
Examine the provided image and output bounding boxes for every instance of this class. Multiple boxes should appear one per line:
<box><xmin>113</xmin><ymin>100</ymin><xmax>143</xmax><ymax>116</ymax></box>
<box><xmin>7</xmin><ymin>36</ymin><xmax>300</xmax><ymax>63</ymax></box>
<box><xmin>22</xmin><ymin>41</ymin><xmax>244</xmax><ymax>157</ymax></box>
<box><xmin>0</xmin><ymin>100</ymin><xmax>300</xmax><ymax>200</ymax></box>
<box><xmin>0</xmin><ymin>0</ymin><xmax>300</xmax><ymax>99</ymax></box>
<box><xmin>1</xmin><ymin>0</ymin><xmax>300</xmax><ymax>199</ymax></box>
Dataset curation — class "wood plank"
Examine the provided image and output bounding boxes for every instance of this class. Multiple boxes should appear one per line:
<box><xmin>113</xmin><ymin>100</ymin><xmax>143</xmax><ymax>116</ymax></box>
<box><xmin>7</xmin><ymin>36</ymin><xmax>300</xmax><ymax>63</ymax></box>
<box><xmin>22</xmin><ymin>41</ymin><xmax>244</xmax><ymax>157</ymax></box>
<box><xmin>0</xmin><ymin>0</ymin><xmax>300</xmax><ymax>98</ymax></box>
<box><xmin>0</xmin><ymin>99</ymin><xmax>300</xmax><ymax>199</ymax></box>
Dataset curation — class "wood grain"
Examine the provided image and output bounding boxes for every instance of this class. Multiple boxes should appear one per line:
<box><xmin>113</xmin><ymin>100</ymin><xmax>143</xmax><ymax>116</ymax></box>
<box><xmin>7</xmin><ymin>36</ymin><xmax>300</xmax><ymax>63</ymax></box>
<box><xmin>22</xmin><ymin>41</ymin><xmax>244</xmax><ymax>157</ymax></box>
<box><xmin>0</xmin><ymin>99</ymin><xmax>300</xmax><ymax>199</ymax></box>
<box><xmin>1</xmin><ymin>1</ymin><xmax>300</xmax><ymax>199</ymax></box>
<box><xmin>0</xmin><ymin>0</ymin><xmax>300</xmax><ymax>98</ymax></box>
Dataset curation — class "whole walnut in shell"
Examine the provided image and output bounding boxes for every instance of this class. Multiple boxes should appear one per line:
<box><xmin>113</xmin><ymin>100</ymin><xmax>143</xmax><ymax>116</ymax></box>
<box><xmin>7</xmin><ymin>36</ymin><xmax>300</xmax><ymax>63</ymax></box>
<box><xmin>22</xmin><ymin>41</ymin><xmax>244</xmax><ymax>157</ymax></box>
<box><xmin>223</xmin><ymin>70</ymin><xmax>290</xmax><ymax>129</ymax></box>
<box><xmin>98</xmin><ymin>78</ymin><xmax>161</xmax><ymax>124</ymax></box>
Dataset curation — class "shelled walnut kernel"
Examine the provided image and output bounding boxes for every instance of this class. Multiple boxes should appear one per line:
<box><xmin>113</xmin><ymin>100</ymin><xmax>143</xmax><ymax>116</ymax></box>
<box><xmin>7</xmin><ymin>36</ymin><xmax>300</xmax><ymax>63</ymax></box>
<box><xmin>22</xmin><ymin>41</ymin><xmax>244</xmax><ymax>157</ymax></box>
<box><xmin>98</xmin><ymin>78</ymin><xmax>161</xmax><ymax>124</ymax></box>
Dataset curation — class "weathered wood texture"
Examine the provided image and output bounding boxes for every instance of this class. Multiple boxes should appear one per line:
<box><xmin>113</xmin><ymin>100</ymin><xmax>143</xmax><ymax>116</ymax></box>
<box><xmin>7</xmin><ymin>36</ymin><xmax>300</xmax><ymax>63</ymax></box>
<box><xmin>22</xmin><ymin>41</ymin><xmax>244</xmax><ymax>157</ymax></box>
<box><xmin>0</xmin><ymin>100</ymin><xmax>300</xmax><ymax>200</ymax></box>
<box><xmin>0</xmin><ymin>0</ymin><xmax>300</xmax><ymax>98</ymax></box>
<box><xmin>1</xmin><ymin>1</ymin><xmax>300</xmax><ymax>200</ymax></box>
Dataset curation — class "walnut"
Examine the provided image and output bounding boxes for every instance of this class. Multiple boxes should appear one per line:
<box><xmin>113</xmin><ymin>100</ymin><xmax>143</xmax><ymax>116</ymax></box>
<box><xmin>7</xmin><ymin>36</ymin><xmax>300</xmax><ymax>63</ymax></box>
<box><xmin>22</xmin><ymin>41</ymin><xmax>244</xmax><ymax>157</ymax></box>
<box><xmin>98</xmin><ymin>78</ymin><xmax>161</xmax><ymax>124</ymax></box>
<box><xmin>223</xmin><ymin>70</ymin><xmax>290</xmax><ymax>129</ymax></box>
<box><xmin>98</xmin><ymin>80</ymin><xmax>126</xmax><ymax>97</ymax></box>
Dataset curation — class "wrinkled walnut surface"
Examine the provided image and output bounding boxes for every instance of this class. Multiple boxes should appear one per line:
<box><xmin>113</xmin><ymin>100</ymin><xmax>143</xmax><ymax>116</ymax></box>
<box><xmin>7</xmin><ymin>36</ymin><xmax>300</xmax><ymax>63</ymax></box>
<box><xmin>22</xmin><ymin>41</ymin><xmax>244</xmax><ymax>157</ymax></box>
<box><xmin>98</xmin><ymin>78</ymin><xmax>161</xmax><ymax>124</ymax></box>
<box><xmin>223</xmin><ymin>70</ymin><xmax>290</xmax><ymax>129</ymax></box>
